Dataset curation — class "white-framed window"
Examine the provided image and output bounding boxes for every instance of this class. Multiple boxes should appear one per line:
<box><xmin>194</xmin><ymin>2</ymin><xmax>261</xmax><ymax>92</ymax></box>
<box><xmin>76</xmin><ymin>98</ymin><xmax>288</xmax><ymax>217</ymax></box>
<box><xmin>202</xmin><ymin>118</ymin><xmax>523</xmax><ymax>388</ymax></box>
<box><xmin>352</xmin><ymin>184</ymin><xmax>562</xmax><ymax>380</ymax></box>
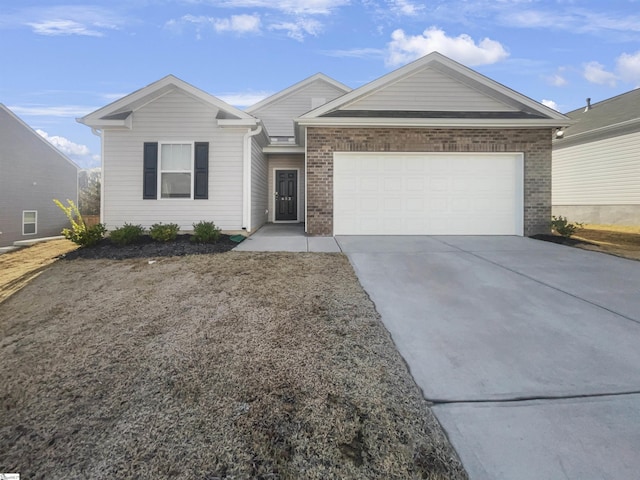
<box><xmin>159</xmin><ymin>143</ymin><xmax>193</xmax><ymax>199</ymax></box>
<box><xmin>23</xmin><ymin>210</ymin><xmax>37</xmax><ymax>235</ymax></box>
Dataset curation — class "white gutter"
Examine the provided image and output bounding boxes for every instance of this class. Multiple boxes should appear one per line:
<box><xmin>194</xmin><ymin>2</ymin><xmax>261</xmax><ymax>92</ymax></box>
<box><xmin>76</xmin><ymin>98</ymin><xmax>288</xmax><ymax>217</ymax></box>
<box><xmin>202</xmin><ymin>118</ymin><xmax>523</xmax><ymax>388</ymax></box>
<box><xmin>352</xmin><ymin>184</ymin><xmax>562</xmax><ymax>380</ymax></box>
<box><xmin>88</xmin><ymin>127</ymin><xmax>105</xmax><ymax>225</ymax></box>
<box><xmin>304</xmin><ymin>126</ymin><xmax>308</xmax><ymax>234</ymax></box>
<box><xmin>295</xmin><ymin>117</ymin><xmax>573</xmax><ymax>128</ymax></box>
<box><xmin>243</xmin><ymin>124</ymin><xmax>263</xmax><ymax>232</ymax></box>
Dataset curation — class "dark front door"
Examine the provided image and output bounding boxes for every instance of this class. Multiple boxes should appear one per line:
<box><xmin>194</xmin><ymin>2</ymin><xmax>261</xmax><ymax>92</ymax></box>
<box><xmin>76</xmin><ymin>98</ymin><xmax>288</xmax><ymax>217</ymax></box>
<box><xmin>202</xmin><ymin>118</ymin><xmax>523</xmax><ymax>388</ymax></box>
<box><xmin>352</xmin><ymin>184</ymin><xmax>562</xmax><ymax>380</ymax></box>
<box><xmin>275</xmin><ymin>170</ymin><xmax>297</xmax><ymax>221</ymax></box>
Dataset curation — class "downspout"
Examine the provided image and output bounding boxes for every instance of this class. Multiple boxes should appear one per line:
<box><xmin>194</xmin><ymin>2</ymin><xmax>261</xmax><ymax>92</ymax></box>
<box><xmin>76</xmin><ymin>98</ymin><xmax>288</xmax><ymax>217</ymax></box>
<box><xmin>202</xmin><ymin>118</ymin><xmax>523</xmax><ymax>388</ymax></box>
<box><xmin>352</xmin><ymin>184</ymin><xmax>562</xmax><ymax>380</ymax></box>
<box><xmin>243</xmin><ymin>124</ymin><xmax>263</xmax><ymax>233</ymax></box>
<box><xmin>304</xmin><ymin>126</ymin><xmax>308</xmax><ymax>234</ymax></box>
<box><xmin>90</xmin><ymin>127</ymin><xmax>104</xmax><ymax>225</ymax></box>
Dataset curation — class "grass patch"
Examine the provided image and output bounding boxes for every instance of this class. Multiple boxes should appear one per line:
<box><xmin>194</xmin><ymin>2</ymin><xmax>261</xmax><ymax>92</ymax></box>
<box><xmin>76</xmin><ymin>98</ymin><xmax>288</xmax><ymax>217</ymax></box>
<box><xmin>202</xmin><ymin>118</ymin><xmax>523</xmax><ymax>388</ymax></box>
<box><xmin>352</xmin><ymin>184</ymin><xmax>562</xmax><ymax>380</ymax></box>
<box><xmin>0</xmin><ymin>252</ymin><xmax>466</xmax><ymax>479</ymax></box>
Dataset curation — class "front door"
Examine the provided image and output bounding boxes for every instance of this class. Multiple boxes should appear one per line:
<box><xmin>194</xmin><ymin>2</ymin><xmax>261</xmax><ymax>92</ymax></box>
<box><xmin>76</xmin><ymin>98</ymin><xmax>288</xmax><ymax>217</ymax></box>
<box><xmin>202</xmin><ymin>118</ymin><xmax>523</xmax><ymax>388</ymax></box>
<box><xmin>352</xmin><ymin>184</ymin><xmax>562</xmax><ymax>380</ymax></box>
<box><xmin>275</xmin><ymin>170</ymin><xmax>297</xmax><ymax>221</ymax></box>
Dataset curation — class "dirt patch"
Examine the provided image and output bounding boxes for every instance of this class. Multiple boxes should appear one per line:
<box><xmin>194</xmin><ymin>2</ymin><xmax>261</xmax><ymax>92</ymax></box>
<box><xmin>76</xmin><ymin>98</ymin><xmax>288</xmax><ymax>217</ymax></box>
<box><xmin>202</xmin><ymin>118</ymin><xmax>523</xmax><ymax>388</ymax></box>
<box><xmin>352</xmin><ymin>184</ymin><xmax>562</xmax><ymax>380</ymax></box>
<box><xmin>534</xmin><ymin>226</ymin><xmax>640</xmax><ymax>261</ymax></box>
<box><xmin>0</xmin><ymin>239</ymin><xmax>78</xmax><ymax>304</ymax></box>
<box><xmin>0</xmin><ymin>252</ymin><xmax>467</xmax><ymax>480</ymax></box>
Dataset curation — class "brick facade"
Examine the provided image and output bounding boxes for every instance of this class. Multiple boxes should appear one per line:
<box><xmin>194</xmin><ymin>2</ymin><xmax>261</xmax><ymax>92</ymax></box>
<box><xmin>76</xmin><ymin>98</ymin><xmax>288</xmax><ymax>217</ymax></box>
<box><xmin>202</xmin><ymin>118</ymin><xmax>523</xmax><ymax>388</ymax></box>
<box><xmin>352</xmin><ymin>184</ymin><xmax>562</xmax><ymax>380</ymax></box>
<box><xmin>306</xmin><ymin>127</ymin><xmax>552</xmax><ymax>236</ymax></box>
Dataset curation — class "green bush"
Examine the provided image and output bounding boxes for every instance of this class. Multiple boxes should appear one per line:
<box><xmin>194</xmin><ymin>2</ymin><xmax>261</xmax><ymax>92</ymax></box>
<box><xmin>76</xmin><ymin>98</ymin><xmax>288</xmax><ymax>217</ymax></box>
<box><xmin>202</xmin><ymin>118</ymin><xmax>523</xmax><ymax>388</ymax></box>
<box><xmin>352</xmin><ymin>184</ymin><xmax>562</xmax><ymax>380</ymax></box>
<box><xmin>110</xmin><ymin>223</ymin><xmax>145</xmax><ymax>246</ymax></box>
<box><xmin>149</xmin><ymin>223</ymin><xmax>180</xmax><ymax>242</ymax></box>
<box><xmin>551</xmin><ymin>216</ymin><xmax>583</xmax><ymax>238</ymax></box>
<box><xmin>53</xmin><ymin>198</ymin><xmax>106</xmax><ymax>247</ymax></box>
<box><xmin>191</xmin><ymin>221</ymin><xmax>221</xmax><ymax>243</ymax></box>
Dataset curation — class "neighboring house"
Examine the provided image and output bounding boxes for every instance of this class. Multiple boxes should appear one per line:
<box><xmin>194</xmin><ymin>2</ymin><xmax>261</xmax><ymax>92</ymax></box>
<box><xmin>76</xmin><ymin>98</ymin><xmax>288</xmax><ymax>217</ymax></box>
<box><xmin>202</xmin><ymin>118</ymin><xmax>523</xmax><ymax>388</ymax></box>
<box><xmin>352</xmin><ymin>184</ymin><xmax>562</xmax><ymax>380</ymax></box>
<box><xmin>552</xmin><ymin>90</ymin><xmax>640</xmax><ymax>225</ymax></box>
<box><xmin>0</xmin><ymin>104</ymin><xmax>79</xmax><ymax>247</ymax></box>
<box><xmin>79</xmin><ymin>52</ymin><xmax>568</xmax><ymax>237</ymax></box>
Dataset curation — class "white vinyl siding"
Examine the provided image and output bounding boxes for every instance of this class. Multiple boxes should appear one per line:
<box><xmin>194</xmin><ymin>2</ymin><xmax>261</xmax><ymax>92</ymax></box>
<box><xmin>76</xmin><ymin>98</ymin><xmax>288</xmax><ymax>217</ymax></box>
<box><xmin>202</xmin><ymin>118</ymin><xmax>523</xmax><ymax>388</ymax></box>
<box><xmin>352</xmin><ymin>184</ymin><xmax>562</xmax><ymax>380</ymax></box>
<box><xmin>250</xmin><ymin>135</ymin><xmax>269</xmax><ymax>232</ymax></box>
<box><xmin>22</xmin><ymin>211</ymin><xmax>37</xmax><ymax>235</ymax></box>
<box><xmin>343</xmin><ymin>68</ymin><xmax>517</xmax><ymax>112</ymax></box>
<box><xmin>102</xmin><ymin>89</ymin><xmax>245</xmax><ymax>231</ymax></box>
<box><xmin>250</xmin><ymin>81</ymin><xmax>347</xmax><ymax>137</ymax></box>
<box><xmin>268</xmin><ymin>155</ymin><xmax>305</xmax><ymax>223</ymax></box>
<box><xmin>553</xmin><ymin>131</ymin><xmax>640</xmax><ymax>205</ymax></box>
<box><xmin>334</xmin><ymin>153</ymin><xmax>523</xmax><ymax>235</ymax></box>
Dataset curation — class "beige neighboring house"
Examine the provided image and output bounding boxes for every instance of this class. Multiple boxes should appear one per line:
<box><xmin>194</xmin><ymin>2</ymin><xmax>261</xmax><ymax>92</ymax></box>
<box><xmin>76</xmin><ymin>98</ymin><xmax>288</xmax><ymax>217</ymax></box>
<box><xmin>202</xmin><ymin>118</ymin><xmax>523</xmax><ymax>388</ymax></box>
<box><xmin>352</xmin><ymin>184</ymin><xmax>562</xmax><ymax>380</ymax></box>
<box><xmin>0</xmin><ymin>104</ymin><xmax>79</xmax><ymax>247</ymax></box>
<box><xmin>552</xmin><ymin>89</ymin><xmax>640</xmax><ymax>225</ymax></box>
<box><xmin>79</xmin><ymin>52</ymin><xmax>568</xmax><ymax>237</ymax></box>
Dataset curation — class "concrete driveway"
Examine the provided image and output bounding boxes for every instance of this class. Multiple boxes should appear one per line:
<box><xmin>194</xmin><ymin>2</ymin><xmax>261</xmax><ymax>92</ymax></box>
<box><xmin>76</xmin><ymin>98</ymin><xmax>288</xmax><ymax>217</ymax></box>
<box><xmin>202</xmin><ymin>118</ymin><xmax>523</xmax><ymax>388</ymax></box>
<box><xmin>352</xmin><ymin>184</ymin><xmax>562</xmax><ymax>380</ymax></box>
<box><xmin>336</xmin><ymin>235</ymin><xmax>640</xmax><ymax>480</ymax></box>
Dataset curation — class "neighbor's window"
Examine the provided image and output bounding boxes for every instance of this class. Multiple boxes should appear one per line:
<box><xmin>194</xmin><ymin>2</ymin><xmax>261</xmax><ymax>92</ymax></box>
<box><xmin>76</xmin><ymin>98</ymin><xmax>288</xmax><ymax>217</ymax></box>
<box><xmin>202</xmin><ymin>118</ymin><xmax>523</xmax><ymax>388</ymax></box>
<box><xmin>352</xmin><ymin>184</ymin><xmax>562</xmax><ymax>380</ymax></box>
<box><xmin>23</xmin><ymin>211</ymin><xmax>37</xmax><ymax>235</ymax></box>
<box><xmin>160</xmin><ymin>143</ymin><xmax>192</xmax><ymax>198</ymax></box>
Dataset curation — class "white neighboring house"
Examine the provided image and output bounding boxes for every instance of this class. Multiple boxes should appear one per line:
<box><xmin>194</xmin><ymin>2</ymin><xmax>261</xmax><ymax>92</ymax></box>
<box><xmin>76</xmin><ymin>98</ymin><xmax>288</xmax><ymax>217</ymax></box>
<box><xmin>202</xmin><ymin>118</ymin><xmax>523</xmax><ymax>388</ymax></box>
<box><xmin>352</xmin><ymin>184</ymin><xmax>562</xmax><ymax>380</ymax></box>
<box><xmin>0</xmin><ymin>104</ymin><xmax>79</xmax><ymax>248</ymax></box>
<box><xmin>553</xmin><ymin>90</ymin><xmax>640</xmax><ymax>225</ymax></box>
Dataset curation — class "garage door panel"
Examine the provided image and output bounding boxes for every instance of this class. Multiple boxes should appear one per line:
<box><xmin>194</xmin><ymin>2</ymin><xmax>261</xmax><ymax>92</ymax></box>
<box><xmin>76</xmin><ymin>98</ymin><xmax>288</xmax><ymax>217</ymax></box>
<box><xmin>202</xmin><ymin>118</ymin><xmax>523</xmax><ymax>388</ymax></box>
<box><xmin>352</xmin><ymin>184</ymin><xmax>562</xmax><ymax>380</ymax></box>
<box><xmin>334</xmin><ymin>153</ymin><xmax>523</xmax><ymax>235</ymax></box>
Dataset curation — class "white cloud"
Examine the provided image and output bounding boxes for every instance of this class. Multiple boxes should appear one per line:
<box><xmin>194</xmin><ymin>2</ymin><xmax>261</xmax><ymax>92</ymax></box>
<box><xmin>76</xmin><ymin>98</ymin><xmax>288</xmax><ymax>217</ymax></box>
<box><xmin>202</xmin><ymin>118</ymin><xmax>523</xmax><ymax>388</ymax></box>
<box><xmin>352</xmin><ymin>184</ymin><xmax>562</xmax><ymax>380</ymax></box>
<box><xmin>616</xmin><ymin>51</ymin><xmax>640</xmax><ymax>85</ymax></box>
<box><xmin>199</xmin><ymin>0</ymin><xmax>349</xmax><ymax>15</ymax></box>
<box><xmin>213</xmin><ymin>14</ymin><xmax>261</xmax><ymax>33</ymax></box>
<box><xmin>583</xmin><ymin>61</ymin><xmax>618</xmax><ymax>87</ymax></box>
<box><xmin>388</xmin><ymin>0</ymin><xmax>423</xmax><ymax>16</ymax></box>
<box><xmin>36</xmin><ymin>130</ymin><xmax>100</xmax><ymax>169</ymax></box>
<box><xmin>0</xmin><ymin>5</ymin><xmax>124</xmax><ymax>36</ymax></box>
<box><xmin>269</xmin><ymin>18</ymin><xmax>322</xmax><ymax>41</ymax></box>
<box><xmin>217</xmin><ymin>91</ymin><xmax>273</xmax><ymax>107</ymax></box>
<box><xmin>386</xmin><ymin>27</ymin><xmax>509</xmax><ymax>67</ymax></box>
<box><xmin>546</xmin><ymin>73</ymin><xmax>568</xmax><ymax>87</ymax></box>
<box><xmin>321</xmin><ymin>47</ymin><xmax>385</xmax><ymax>58</ymax></box>
<box><xmin>541</xmin><ymin>99</ymin><xmax>559</xmax><ymax>111</ymax></box>
<box><xmin>170</xmin><ymin>14</ymin><xmax>261</xmax><ymax>35</ymax></box>
<box><xmin>8</xmin><ymin>105</ymin><xmax>96</xmax><ymax>117</ymax></box>
<box><xmin>37</xmin><ymin>129</ymin><xmax>90</xmax><ymax>156</ymax></box>
<box><xmin>499</xmin><ymin>7</ymin><xmax>640</xmax><ymax>37</ymax></box>
<box><xmin>27</xmin><ymin>19</ymin><xmax>104</xmax><ymax>36</ymax></box>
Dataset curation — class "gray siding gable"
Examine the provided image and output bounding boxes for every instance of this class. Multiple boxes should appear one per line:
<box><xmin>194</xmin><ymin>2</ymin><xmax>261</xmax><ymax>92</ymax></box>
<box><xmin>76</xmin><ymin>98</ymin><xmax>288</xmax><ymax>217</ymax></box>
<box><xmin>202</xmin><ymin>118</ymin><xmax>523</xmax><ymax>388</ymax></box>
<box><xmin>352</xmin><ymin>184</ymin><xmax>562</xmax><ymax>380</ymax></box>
<box><xmin>0</xmin><ymin>104</ymin><xmax>79</xmax><ymax>247</ymax></box>
<box><xmin>247</xmin><ymin>75</ymin><xmax>351</xmax><ymax>137</ymax></box>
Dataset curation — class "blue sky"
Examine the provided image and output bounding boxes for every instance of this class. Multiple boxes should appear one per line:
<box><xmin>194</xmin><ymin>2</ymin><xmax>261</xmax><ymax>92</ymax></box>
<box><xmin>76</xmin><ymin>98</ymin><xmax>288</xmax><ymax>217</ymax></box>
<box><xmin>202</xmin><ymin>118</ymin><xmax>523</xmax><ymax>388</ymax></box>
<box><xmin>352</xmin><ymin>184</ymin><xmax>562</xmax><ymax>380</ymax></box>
<box><xmin>2</xmin><ymin>0</ymin><xmax>639</xmax><ymax>169</ymax></box>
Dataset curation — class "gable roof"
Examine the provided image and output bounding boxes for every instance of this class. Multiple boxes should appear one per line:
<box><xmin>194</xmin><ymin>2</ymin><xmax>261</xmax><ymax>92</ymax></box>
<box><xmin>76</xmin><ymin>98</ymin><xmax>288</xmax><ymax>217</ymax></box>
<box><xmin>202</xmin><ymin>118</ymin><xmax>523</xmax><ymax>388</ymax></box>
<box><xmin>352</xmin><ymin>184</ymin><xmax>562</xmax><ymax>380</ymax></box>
<box><xmin>554</xmin><ymin>89</ymin><xmax>640</xmax><ymax>147</ymax></box>
<box><xmin>298</xmin><ymin>52</ymin><xmax>569</xmax><ymax>128</ymax></box>
<box><xmin>79</xmin><ymin>75</ymin><xmax>256</xmax><ymax>129</ymax></box>
<box><xmin>0</xmin><ymin>104</ymin><xmax>79</xmax><ymax>171</ymax></box>
<box><xmin>245</xmin><ymin>73</ymin><xmax>351</xmax><ymax>114</ymax></box>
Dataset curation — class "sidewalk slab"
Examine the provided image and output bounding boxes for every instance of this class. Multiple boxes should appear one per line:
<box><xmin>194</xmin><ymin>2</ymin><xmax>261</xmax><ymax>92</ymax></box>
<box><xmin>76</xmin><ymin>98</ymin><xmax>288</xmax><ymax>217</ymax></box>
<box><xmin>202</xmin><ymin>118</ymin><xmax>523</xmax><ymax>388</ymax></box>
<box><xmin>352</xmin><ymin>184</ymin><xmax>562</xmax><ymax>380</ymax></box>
<box><xmin>308</xmin><ymin>237</ymin><xmax>341</xmax><ymax>252</ymax></box>
<box><xmin>433</xmin><ymin>394</ymin><xmax>640</xmax><ymax>480</ymax></box>
<box><xmin>233</xmin><ymin>236</ymin><xmax>308</xmax><ymax>252</ymax></box>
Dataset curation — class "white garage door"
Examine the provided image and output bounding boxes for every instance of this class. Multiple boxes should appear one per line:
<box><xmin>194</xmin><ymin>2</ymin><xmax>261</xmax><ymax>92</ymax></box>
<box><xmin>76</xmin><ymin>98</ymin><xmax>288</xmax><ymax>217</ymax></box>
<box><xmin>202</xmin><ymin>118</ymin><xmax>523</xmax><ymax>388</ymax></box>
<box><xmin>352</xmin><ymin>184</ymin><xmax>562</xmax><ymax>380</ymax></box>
<box><xmin>333</xmin><ymin>152</ymin><xmax>524</xmax><ymax>235</ymax></box>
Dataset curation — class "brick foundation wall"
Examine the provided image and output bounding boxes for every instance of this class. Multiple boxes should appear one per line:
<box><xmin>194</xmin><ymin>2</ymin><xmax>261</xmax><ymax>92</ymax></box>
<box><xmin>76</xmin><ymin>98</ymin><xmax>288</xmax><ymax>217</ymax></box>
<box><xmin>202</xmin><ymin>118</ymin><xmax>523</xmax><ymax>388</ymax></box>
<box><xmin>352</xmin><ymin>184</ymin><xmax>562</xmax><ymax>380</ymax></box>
<box><xmin>306</xmin><ymin>127</ymin><xmax>552</xmax><ymax>236</ymax></box>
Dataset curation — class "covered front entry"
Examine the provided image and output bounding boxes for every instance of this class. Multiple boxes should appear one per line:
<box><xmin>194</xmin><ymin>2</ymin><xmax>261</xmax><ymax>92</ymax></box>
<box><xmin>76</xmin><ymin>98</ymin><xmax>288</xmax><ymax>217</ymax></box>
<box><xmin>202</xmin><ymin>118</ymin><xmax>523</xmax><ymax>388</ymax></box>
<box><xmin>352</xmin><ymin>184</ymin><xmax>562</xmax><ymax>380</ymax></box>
<box><xmin>275</xmin><ymin>169</ymin><xmax>298</xmax><ymax>221</ymax></box>
<box><xmin>333</xmin><ymin>152</ymin><xmax>524</xmax><ymax>235</ymax></box>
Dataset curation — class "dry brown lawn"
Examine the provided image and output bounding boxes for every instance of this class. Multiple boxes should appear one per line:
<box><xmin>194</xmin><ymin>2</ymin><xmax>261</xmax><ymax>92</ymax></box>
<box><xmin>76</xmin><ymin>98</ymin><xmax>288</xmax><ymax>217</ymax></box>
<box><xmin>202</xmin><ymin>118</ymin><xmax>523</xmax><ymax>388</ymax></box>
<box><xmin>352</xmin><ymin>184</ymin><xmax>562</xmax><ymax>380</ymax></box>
<box><xmin>0</xmin><ymin>239</ymin><xmax>78</xmax><ymax>304</ymax></box>
<box><xmin>0</xmin><ymin>252</ymin><xmax>467</xmax><ymax>480</ymax></box>
<box><xmin>572</xmin><ymin>224</ymin><xmax>640</xmax><ymax>261</ymax></box>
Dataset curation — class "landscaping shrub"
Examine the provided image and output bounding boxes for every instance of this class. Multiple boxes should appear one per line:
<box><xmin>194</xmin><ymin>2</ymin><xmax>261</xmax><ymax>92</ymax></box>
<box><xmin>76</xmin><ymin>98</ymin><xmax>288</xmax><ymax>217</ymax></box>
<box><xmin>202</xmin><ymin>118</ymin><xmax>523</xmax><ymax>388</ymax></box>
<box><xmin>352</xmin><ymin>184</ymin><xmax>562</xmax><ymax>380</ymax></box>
<box><xmin>149</xmin><ymin>223</ymin><xmax>180</xmax><ymax>242</ymax></box>
<box><xmin>53</xmin><ymin>198</ymin><xmax>106</xmax><ymax>247</ymax></box>
<box><xmin>191</xmin><ymin>220</ymin><xmax>221</xmax><ymax>243</ymax></box>
<box><xmin>551</xmin><ymin>215</ymin><xmax>583</xmax><ymax>238</ymax></box>
<box><xmin>109</xmin><ymin>223</ymin><xmax>145</xmax><ymax>246</ymax></box>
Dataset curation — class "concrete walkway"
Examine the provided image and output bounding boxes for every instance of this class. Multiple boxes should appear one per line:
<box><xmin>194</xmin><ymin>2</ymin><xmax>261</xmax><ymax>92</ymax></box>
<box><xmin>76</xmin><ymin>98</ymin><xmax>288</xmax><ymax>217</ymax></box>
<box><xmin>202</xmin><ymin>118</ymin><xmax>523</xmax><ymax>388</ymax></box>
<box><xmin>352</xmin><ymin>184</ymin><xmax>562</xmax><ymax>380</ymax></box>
<box><xmin>233</xmin><ymin>223</ymin><xmax>341</xmax><ymax>252</ymax></box>
<box><xmin>337</xmin><ymin>235</ymin><xmax>640</xmax><ymax>480</ymax></box>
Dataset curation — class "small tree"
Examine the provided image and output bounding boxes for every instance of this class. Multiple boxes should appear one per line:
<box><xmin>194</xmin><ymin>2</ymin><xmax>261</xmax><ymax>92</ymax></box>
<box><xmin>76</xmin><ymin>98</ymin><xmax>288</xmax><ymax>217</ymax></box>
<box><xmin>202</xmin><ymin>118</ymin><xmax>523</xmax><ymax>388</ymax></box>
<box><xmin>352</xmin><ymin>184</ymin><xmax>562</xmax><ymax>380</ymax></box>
<box><xmin>78</xmin><ymin>169</ymin><xmax>101</xmax><ymax>216</ymax></box>
<box><xmin>53</xmin><ymin>198</ymin><xmax>106</xmax><ymax>247</ymax></box>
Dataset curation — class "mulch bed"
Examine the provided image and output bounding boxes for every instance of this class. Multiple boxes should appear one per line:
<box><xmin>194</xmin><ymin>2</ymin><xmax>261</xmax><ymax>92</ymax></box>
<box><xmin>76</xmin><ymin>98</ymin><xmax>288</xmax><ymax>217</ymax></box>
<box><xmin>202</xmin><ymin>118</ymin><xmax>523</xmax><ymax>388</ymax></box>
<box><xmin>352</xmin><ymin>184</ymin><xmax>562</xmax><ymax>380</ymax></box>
<box><xmin>530</xmin><ymin>233</ymin><xmax>597</xmax><ymax>247</ymax></box>
<box><xmin>61</xmin><ymin>234</ymin><xmax>238</xmax><ymax>260</ymax></box>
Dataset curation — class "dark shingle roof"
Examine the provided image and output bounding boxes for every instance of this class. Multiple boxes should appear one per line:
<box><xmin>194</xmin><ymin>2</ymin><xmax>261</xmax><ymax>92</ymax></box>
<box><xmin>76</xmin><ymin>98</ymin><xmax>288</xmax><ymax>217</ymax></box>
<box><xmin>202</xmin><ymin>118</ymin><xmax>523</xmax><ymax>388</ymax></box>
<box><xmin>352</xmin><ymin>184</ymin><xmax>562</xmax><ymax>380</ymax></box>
<box><xmin>562</xmin><ymin>88</ymin><xmax>640</xmax><ymax>138</ymax></box>
<box><xmin>321</xmin><ymin>110</ymin><xmax>547</xmax><ymax>119</ymax></box>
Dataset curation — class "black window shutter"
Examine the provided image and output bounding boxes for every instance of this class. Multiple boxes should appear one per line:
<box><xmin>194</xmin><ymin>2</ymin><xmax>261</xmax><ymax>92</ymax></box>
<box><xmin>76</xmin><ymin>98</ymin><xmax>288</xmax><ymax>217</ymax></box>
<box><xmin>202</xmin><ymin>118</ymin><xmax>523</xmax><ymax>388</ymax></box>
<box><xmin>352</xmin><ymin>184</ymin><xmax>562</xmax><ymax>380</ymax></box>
<box><xmin>194</xmin><ymin>142</ymin><xmax>209</xmax><ymax>200</ymax></box>
<box><xmin>143</xmin><ymin>142</ymin><xmax>158</xmax><ymax>199</ymax></box>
